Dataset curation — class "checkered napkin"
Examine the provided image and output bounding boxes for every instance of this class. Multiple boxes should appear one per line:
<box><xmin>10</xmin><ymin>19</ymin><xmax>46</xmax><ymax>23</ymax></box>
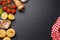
<box><xmin>51</xmin><ymin>17</ymin><xmax>60</xmax><ymax>40</ymax></box>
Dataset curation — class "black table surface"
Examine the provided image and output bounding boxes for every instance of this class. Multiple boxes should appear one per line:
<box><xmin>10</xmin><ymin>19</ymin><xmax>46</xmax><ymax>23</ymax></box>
<box><xmin>4</xmin><ymin>0</ymin><xmax>60</xmax><ymax>40</ymax></box>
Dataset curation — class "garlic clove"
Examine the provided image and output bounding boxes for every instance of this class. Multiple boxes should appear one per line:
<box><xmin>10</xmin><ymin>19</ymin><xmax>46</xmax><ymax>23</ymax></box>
<box><xmin>1</xmin><ymin>20</ymin><xmax>11</xmax><ymax>29</ymax></box>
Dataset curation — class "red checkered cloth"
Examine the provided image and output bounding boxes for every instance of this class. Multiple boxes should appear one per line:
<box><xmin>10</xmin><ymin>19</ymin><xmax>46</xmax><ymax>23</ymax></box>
<box><xmin>51</xmin><ymin>17</ymin><xmax>60</xmax><ymax>40</ymax></box>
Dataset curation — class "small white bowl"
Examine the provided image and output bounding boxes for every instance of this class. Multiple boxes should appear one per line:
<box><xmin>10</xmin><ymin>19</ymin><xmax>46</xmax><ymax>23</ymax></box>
<box><xmin>21</xmin><ymin>0</ymin><xmax>28</xmax><ymax>3</ymax></box>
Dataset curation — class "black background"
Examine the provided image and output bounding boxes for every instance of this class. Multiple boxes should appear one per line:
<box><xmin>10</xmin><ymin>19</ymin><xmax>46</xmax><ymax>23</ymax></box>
<box><xmin>9</xmin><ymin>0</ymin><xmax>60</xmax><ymax>40</ymax></box>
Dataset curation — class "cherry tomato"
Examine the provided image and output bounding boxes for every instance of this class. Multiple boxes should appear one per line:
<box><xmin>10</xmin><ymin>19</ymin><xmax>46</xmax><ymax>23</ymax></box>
<box><xmin>2</xmin><ymin>0</ymin><xmax>6</xmax><ymax>3</ymax></box>
<box><xmin>0</xmin><ymin>2</ymin><xmax>2</xmax><ymax>4</ymax></box>
<box><xmin>2</xmin><ymin>0</ymin><xmax>4</xmax><ymax>3</ymax></box>
<box><xmin>3</xmin><ymin>6</ymin><xmax>7</xmax><ymax>11</ymax></box>
<box><xmin>11</xmin><ymin>9</ymin><xmax>16</xmax><ymax>14</ymax></box>
<box><xmin>2</xmin><ymin>3</ymin><xmax>6</xmax><ymax>6</ymax></box>
<box><xmin>11</xmin><ymin>4</ymin><xmax>17</xmax><ymax>9</ymax></box>
<box><xmin>7</xmin><ymin>9</ymin><xmax>11</xmax><ymax>13</ymax></box>
<box><xmin>0</xmin><ymin>0</ymin><xmax>2</xmax><ymax>4</ymax></box>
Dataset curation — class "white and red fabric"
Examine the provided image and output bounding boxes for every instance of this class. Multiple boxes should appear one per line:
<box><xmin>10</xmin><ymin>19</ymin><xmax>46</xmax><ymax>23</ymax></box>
<box><xmin>51</xmin><ymin>17</ymin><xmax>60</xmax><ymax>40</ymax></box>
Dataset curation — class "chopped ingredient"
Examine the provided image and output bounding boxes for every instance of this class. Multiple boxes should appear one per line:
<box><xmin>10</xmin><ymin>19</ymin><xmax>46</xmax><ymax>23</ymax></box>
<box><xmin>0</xmin><ymin>20</ymin><xmax>11</xmax><ymax>29</ymax></box>
<box><xmin>8</xmin><ymin>14</ymin><xmax>15</xmax><ymax>20</ymax></box>
<box><xmin>1</xmin><ymin>12</ymin><xmax>8</xmax><ymax>20</ymax></box>
<box><xmin>2</xmin><ymin>20</ymin><xmax>11</xmax><ymax>29</ymax></box>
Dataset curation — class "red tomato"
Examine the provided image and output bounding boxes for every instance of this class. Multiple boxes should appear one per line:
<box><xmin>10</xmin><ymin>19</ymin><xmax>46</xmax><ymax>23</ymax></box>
<box><xmin>0</xmin><ymin>2</ymin><xmax>2</xmax><ymax>4</ymax></box>
<box><xmin>2</xmin><ymin>3</ymin><xmax>6</xmax><ymax>6</ymax></box>
<box><xmin>11</xmin><ymin>4</ymin><xmax>17</xmax><ymax>9</ymax></box>
<box><xmin>2</xmin><ymin>0</ymin><xmax>6</xmax><ymax>3</ymax></box>
<box><xmin>3</xmin><ymin>6</ymin><xmax>7</xmax><ymax>11</ymax></box>
<box><xmin>7</xmin><ymin>9</ymin><xmax>11</xmax><ymax>13</ymax></box>
<box><xmin>2</xmin><ymin>0</ymin><xmax>4</xmax><ymax>3</ymax></box>
<box><xmin>0</xmin><ymin>0</ymin><xmax>2</xmax><ymax>4</ymax></box>
<box><xmin>11</xmin><ymin>9</ymin><xmax>16</xmax><ymax>14</ymax></box>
